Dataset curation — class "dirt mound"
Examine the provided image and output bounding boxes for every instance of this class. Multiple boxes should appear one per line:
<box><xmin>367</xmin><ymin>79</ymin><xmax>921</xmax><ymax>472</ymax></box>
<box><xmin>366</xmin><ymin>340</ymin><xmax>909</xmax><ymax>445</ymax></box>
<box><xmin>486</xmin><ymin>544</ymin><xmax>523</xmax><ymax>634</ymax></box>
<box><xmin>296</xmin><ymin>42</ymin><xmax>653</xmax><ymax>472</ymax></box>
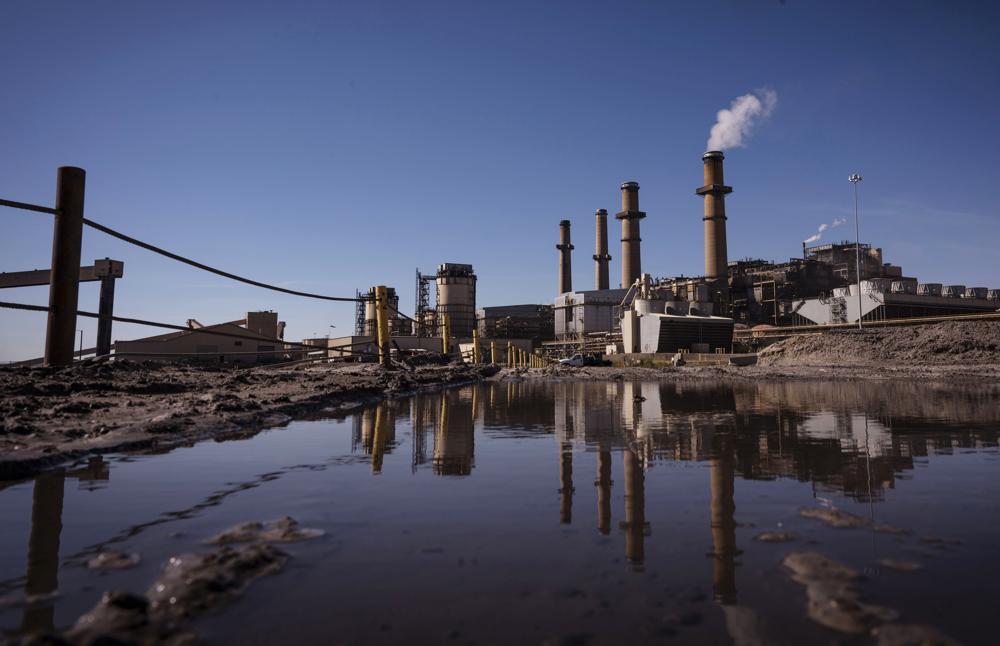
<box><xmin>758</xmin><ymin>321</ymin><xmax>1000</xmax><ymax>367</ymax></box>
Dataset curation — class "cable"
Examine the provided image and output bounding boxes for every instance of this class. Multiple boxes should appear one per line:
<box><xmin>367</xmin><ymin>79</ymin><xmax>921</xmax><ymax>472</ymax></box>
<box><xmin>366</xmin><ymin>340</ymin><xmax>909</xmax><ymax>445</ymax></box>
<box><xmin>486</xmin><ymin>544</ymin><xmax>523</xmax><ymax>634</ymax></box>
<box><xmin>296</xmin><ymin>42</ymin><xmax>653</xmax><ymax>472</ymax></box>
<box><xmin>82</xmin><ymin>218</ymin><xmax>360</xmax><ymax>302</ymax></box>
<box><xmin>0</xmin><ymin>301</ymin><xmax>367</xmax><ymax>353</ymax></box>
<box><xmin>0</xmin><ymin>198</ymin><xmax>58</xmax><ymax>215</ymax></box>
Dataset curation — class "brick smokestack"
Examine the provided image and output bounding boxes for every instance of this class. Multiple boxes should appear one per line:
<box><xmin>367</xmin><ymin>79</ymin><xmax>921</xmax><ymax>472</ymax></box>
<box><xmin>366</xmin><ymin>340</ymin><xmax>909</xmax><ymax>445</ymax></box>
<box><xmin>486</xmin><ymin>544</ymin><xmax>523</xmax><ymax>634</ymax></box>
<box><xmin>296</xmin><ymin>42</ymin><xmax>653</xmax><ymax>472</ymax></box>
<box><xmin>696</xmin><ymin>151</ymin><xmax>732</xmax><ymax>308</ymax></box>
<box><xmin>557</xmin><ymin>219</ymin><xmax>574</xmax><ymax>294</ymax></box>
<box><xmin>616</xmin><ymin>182</ymin><xmax>645</xmax><ymax>288</ymax></box>
<box><xmin>593</xmin><ymin>209</ymin><xmax>611</xmax><ymax>290</ymax></box>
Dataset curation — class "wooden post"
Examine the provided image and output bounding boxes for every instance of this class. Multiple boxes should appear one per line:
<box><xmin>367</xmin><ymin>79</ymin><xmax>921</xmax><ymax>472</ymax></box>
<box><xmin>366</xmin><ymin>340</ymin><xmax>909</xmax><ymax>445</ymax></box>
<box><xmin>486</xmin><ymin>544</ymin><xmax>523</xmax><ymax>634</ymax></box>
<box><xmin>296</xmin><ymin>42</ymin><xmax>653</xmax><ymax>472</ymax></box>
<box><xmin>507</xmin><ymin>341</ymin><xmax>513</xmax><ymax>368</ymax></box>
<box><xmin>96</xmin><ymin>276</ymin><xmax>115</xmax><ymax>356</ymax></box>
<box><xmin>490</xmin><ymin>340</ymin><xmax>497</xmax><ymax>364</ymax></box>
<box><xmin>45</xmin><ymin>167</ymin><xmax>85</xmax><ymax>366</ymax></box>
<box><xmin>375</xmin><ymin>285</ymin><xmax>390</xmax><ymax>366</ymax></box>
<box><xmin>472</xmin><ymin>328</ymin><xmax>481</xmax><ymax>364</ymax></box>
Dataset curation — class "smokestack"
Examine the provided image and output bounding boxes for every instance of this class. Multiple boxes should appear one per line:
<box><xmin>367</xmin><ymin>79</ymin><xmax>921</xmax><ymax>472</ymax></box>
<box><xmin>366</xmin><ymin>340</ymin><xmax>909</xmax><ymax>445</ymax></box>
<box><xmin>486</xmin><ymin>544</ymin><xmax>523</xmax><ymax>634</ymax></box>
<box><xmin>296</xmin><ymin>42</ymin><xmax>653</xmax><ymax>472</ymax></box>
<box><xmin>557</xmin><ymin>219</ymin><xmax>574</xmax><ymax>294</ymax></box>
<box><xmin>616</xmin><ymin>182</ymin><xmax>645</xmax><ymax>288</ymax></box>
<box><xmin>593</xmin><ymin>209</ymin><xmax>611</xmax><ymax>290</ymax></box>
<box><xmin>696</xmin><ymin>151</ymin><xmax>732</xmax><ymax>309</ymax></box>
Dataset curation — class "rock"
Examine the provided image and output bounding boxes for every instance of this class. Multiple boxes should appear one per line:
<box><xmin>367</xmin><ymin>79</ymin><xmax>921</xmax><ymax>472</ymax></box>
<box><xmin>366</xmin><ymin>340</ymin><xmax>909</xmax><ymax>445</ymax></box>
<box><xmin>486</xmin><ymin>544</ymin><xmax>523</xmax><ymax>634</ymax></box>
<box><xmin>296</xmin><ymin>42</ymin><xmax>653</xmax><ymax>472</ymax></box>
<box><xmin>87</xmin><ymin>550</ymin><xmax>141</xmax><ymax>570</ymax></box>
<box><xmin>204</xmin><ymin>521</ymin><xmax>264</xmax><ymax>545</ymax></box>
<box><xmin>66</xmin><ymin>590</ymin><xmax>193</xmax><ymax>645</ymax></box>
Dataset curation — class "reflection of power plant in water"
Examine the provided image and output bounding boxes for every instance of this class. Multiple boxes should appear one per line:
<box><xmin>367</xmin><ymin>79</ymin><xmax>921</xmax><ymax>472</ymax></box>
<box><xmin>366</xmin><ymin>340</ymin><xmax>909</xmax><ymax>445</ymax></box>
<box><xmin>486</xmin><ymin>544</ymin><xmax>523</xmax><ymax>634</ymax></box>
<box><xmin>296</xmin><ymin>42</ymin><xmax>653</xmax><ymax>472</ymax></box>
<box><xmin>433</xmin><ymin>392</ymin><xmax>475</xmax><ymax>476</ymax></box>
<box><xmin>595</xmin><ymin>448</ymin><xmax>612</xmax><ymax>535</ymax></box>
<box><xmin>709</xmin><ymin>432</ymin><xmax>740</xmax><ymax>604</ymax></box>
<box><xmin>559</xmin><ymin>443</ymin><xmax>574</xmax><ymax>524</ymax></box>
<box><xmin>19</xmin><ymin>458</ymin><xmax>109</xmax><ymax>635</ymax></box>
<box><xmin>620</xmin><ymin>449</ymin><xmax>650</xmax><ymax>567</ymax></box>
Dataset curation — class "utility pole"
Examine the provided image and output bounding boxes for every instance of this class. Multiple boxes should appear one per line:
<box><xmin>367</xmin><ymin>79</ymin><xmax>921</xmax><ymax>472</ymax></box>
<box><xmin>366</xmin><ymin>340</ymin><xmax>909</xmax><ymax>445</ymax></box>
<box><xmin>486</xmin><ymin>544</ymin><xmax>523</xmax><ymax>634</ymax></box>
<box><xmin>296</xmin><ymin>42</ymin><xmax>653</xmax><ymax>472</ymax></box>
<box><xmin>849</xmin><ymin>173</ymin><xmax>863</xmax><ymax>330</ymax></box>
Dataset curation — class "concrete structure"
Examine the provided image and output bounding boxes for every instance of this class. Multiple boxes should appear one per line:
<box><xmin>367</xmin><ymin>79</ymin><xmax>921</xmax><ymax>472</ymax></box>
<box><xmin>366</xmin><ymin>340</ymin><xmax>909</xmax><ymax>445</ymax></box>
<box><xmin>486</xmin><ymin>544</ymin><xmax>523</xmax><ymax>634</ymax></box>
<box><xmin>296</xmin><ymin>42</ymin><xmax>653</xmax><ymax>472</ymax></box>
<box><xmin>620</xmin><ymin>276</ymin><xmax>733</xmax><ymax>354</ymax></box>
<box><xmin>362</xmin><ymin>286</ymin><xmax>412</xmax><ymax>336</ymax></box>
<box><xmin>616</xmin><ymin>182</ymin><xmax>645</xmax><ymax>288</ymax></box>
<box><xmin>554</xmin><ymin>288</ymin><xmax>629</xmax><ymax>340</ymax></box>
<box><xmin>477</xmin><ymin>304</ymin><xmax>553</xmax><ymax>341</ymax></box>
<box><xmin>696</xmin><ymin>151</ymin><xmax>732</xmax><ymax>310</ymax></box>
<box><xmin>115</xmin><ymin>311</ymin><xmax>289</xmax><ymax>364</ymax></box>
<box><xmin>436</xmin><ymin>263</ymin><xmax>477</xmax><ymax>339</ymax></box>
<box><xmin>322</xmin><ymin>334</ymin><xmax>445</xmax><ymax>359</ymax></box>
<box><xmin>557</xmin><ymin>220</ymin><xmax>573</xmax><ymax>294</ymax></box>
<box><xmin>593</xmin><ymin>209</ymin><xmax>611</xmax><ymax>290</ymax></box>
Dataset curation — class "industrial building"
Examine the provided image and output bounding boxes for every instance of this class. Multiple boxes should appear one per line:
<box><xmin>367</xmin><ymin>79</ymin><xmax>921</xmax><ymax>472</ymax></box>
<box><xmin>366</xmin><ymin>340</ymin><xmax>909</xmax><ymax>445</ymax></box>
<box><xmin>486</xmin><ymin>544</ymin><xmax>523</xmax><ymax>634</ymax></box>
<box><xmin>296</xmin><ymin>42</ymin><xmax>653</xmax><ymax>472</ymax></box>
<box><xmin>476</xmin><ymin>304</ymin><xmax>553</xmax><ymax>341</ymax></box>
<box><xmin>115</xmin><ymin>311</ymin><xmax>289</xmax><ymax>364</ymax></box>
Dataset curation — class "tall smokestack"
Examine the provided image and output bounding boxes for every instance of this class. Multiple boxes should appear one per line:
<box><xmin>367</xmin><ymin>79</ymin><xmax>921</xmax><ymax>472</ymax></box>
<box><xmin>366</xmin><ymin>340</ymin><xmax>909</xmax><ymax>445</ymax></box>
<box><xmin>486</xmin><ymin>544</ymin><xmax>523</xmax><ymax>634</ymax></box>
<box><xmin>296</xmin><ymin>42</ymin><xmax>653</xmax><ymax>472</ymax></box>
<box><xmin>593</xmin><ymin>209</ymin><xmax>611</xmax><ymax>290</ymax></box>
<box><xmin>697</xmin><ymin>151</ymin><xmax>732</xmax><ymax>309</ymax></box>
<box><xmin>616</xmin><ymin>182</ymin><xmax>645</xmax><ymax>288</ymax></box>
<box><xmin>557</xmin><ymin>219</ymin><xmax>574</xmax><ymax>294</ymax></box>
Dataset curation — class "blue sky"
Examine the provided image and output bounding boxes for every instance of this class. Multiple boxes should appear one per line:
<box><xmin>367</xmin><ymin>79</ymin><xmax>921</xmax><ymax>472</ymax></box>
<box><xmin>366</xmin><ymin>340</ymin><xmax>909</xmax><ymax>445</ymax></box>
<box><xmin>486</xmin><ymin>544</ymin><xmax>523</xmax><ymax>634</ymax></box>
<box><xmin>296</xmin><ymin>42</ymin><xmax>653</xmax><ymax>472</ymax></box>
<box><xmin>2</xmin><ymin>0</ymin><xmax>998</xmax><ymax>360</ymax></box>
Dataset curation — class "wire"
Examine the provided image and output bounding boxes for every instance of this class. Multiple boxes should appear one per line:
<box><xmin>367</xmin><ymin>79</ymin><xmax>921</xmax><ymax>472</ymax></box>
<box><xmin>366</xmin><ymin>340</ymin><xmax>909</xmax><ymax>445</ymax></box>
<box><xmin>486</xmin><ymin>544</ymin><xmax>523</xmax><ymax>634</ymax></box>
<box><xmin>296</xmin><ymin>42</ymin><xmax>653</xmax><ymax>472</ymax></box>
<box><xmin>81</xmin><ymin>218</ymin><xmax>360</xmax><ymax>302</ymax></box>
<box><xmin>0</xmin><ymin>198</ymin><xmax>58</xmax><ymax>215</ymax></box>
<box><xmin>0</xmin><ymin>301</ymin><xmax>367</xmax><ymax>353</ymax></box>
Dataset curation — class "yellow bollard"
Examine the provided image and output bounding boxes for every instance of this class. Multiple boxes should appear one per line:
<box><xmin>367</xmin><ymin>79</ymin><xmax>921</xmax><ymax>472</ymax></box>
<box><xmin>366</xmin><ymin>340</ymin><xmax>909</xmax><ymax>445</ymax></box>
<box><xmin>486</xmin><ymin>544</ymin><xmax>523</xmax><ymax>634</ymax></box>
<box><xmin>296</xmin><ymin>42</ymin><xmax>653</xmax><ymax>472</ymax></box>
<box><xmin>442</xmin><ymin>314</ymin><xmax>451</xmax><ymax>355</ymax></box>
<box><xmin>472</xmin><ymin>328</ymin><xmax>481</xmax><ymax>364</ymax></box>
<box><xmin>507</xmin><ymin>341</ymin><xmax>514</xmax><ymax>368</ymax></box>
<box><xmin>374</xmin><ymin>285</ymin><xmax>390</xmax><ymax>367</ymax></box>
<box><xmin>490</xmin><ymin>340</ymin><xmax>497</xmax><ymax>364</ymax></box>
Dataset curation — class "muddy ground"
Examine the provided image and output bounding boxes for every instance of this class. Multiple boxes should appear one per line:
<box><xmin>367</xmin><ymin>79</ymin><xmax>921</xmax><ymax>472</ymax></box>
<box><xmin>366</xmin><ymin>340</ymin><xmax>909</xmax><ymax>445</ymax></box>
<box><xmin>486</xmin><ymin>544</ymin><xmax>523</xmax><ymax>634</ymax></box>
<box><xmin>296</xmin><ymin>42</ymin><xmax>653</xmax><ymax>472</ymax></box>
<box><xmin>3</xmin><ymin>320</ymin><xmax>999</xmax><ymax>481</ymax></box>
<box><xmin>0</xmin><ymin>360</ymin><xmax>497</xmax><ymax>481</ymax></box>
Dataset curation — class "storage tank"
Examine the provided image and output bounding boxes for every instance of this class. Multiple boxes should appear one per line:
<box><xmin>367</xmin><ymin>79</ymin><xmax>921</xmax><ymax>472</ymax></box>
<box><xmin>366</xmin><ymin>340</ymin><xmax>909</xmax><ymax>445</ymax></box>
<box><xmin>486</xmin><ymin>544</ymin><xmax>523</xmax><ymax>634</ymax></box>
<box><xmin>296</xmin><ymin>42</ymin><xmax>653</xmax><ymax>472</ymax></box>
<box><xmin>964</xmin><ymin>287</ymin><xmax>988</xmax><ymax>299</ymax></box>
<box><xmin>943</xmin><ymin>285</ymin><xmax>966</xmax><ymax>298</ymax></box>
<box><xmin>917</xmin><ymin>283</ymin><xmax>942</xmax><ymax>296</ymax></box>
<box><xmin>436</xmin><ymin>264</ymin><xmax>477</xmax><ymax>338</ymax></box>
<box><xmin>890</xmin><ymin>280</ymin><xmax>917</xmax><ymax>295</ymax></box>
<box><xmin>987</xmin><ymin>289</ymin><xmax>1000</xmax><ymax>301</ymax></box>
<box><xmin>363</xmin><ymin>286</ymin><xmax>400</xmax><ymax>337</ymax></box>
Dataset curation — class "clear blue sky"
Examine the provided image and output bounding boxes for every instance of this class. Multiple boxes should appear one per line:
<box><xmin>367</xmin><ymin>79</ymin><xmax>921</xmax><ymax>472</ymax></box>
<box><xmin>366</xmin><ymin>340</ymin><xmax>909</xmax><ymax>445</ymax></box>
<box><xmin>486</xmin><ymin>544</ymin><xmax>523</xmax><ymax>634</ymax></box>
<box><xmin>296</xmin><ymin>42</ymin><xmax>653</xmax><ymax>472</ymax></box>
<box><xmin>2</xmin><ymin>0</ymin><xmax>998</xmax><ymax>360</ymax></box>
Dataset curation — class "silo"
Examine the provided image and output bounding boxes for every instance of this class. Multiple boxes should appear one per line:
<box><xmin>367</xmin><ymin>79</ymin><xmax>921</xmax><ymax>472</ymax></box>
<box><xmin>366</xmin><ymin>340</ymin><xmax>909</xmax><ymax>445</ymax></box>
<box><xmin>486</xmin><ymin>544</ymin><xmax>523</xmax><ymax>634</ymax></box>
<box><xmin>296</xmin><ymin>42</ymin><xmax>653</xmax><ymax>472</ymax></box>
<box><xmin>435</xmin><ymin>263</ymin><xmax>477</xmax><ymax>338</ymax></box>
<box><xmin>363</xmin><ymin>286</ymin><xmax>399</xmax><ymax>337</ymax></box>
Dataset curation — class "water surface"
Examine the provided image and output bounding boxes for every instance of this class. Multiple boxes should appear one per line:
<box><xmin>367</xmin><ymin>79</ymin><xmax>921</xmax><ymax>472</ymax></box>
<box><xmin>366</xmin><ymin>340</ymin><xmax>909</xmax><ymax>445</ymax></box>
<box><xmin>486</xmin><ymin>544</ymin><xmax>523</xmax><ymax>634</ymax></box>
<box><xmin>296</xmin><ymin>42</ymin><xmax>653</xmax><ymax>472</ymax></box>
<box><xmin>2</xmin><ymin>379</ymin><xmax>999</xmax><ymax>644</ymax></box>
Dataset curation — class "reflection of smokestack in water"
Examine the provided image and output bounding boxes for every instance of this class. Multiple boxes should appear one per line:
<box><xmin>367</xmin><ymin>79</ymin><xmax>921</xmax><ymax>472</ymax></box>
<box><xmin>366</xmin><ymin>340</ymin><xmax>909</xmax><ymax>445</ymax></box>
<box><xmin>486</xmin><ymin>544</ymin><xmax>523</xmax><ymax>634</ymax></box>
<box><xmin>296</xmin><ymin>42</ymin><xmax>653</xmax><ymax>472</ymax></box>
<box><xmin>710</xmin><ymin>433</ymin><xmax>739</xmax><ymax>604</ymax></box>
<box><xmin>616</xmin><ymin>182</ymin><xmax>645</xmax><ymax>288</ymax></box>
<box><xmin>593</xmin><ymin>209</ymin><xmax>611</xmax><ymax>290</ymax></box>
<box><xmin>621</xmin><ymin>449</ymin><xmax>649</xmax><ymax>567</ymax></box>
<box><xmin>596</xmin><ymin>448</ymin><xmax>612</xmax><ymax>534</ymax></box>
<box><xmin>21</xmin><ymin>471</ymin><xmax>65</xmax><ymax>634</ymax></box>
<box><xmin>559</xmin><ymin>443</ymin><xmax>574</xmax><ymax>524</ymax></box>
<box><xmin>697</xmin><ymin>152</ymin><xmax>732</xmax><ymax>309</ymax></box>
<box><xmin>557</xmin><ymin>220</ymin><xmax>574</xmax><ymax>294</ymax></box>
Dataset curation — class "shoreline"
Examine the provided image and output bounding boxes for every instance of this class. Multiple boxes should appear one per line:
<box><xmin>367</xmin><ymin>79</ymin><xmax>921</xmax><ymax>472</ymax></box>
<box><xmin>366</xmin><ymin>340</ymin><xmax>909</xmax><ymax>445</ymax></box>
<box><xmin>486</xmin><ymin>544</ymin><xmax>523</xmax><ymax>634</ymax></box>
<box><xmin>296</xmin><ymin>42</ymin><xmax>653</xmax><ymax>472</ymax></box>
<box><xmin>3</xmin><ymin>359</ymin><xmax>998</xmax><ymax>482</ymax></box>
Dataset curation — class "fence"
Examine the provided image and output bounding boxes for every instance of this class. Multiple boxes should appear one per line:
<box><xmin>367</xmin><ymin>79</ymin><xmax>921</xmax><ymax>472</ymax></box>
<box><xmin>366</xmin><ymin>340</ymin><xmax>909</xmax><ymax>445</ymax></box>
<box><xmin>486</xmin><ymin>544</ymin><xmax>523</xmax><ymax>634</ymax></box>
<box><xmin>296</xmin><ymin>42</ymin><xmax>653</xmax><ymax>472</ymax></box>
<box><xmin>2</xmin><ymin>166</ymin><xmax>554</xmax><ymax>370</ymax></box>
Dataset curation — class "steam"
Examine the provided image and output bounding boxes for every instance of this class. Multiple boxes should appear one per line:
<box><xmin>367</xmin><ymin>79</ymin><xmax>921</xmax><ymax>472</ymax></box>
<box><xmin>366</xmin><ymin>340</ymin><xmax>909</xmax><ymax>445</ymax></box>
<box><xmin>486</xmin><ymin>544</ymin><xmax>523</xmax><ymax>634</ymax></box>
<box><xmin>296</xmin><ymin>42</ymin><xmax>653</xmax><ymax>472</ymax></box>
<box><xmin>803</xmin><ymin>217</ymin><xmax>848</xmax><ymax>245</ymax></box>
<box><xmin>706</xmin><ymin>89</ymin><xmax>778</xmax><ymax>151</ymax></box>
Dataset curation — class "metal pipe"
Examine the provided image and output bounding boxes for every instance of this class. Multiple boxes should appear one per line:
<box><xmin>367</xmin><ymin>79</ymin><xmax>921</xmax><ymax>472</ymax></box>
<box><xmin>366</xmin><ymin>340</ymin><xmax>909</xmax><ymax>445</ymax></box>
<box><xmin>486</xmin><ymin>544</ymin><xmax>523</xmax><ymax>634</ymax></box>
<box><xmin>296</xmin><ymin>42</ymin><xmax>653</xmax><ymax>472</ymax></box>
<box><xmin>45</xmin><ymin>167</ymin><xmax>86</xmax><ymax>366</ymax></box>
<box><xmin>850</xmin><ymin>173</ymin><xmax>864</xmax><ymax>330</ymax></box>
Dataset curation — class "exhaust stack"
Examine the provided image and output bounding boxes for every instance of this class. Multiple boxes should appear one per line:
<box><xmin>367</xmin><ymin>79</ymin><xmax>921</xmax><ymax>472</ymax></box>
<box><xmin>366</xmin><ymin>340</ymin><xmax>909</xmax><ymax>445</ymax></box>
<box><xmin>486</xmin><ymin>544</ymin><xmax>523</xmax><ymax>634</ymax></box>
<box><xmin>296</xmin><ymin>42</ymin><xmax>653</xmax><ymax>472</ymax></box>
<box><xmin>557</xmin><ymin>219</ymin><xmax>574</xmax><ymax>294</ymax></box>
<box><xmin>696</xmin><ymin>151</ymin><xmax>732</xmax><ymax>307</ymax></box>
<box><xmin>616</xmin><ymin>182</ymin><xmax>645</xmax><ymax>288</ymax></box>
<box><xmin>593</xmin><ymin>209</ymin><xmax>611</xmax><ymax>290</ymax></box>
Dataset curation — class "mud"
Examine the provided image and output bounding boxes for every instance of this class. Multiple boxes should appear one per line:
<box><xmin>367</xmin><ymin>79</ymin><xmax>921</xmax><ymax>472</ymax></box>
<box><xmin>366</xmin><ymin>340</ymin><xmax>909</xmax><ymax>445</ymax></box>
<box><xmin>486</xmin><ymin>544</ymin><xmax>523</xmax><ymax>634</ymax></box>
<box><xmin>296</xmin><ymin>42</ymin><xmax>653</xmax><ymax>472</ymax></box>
<box><xmin>782</xmin><ymin>551</ymin><xmax>897</xmax><ymax>634</ymax></box>
<box><xmin>758</xmin><ymin>320</ymin><xmax>1000</xmax><ymax>367</ymax></box>
<box><xmin>0</xmin><ymin>360</ymin><xmax>497</xmax><ymax>481</ymax></box>
<box><xmin>205</xmin><ymin>517</ymin><xmax>324</xmax><ymax>545</ymax></box>
<box><xmin>752</xmin><ymin>531</ymin><xmax>800</xmax><ymax>542</ymax></box>
<box><xmin>86</xmin><ymin>551</ymin><xmax>141</xmax><ymax>571</ymax></box>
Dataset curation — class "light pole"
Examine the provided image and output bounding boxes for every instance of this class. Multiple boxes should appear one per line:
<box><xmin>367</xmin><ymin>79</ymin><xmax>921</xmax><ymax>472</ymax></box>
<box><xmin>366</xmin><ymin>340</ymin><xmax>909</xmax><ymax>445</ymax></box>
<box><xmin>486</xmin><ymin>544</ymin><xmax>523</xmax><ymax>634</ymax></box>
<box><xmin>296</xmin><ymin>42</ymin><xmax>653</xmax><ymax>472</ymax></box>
<box><xmin>849</xmin><ymin>173</ymin><xmax>863</xmax><ymax>330</ymax></box>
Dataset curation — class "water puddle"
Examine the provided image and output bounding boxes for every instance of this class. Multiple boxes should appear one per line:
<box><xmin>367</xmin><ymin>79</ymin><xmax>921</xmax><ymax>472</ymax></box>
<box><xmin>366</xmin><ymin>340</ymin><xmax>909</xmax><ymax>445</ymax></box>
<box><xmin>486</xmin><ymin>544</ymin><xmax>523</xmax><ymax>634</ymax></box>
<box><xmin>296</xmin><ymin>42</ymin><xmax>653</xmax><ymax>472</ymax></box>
<box><xmin>2</xmin><ymin>379</ymin><xmax>999</xmax><ymax>644</ymax></box>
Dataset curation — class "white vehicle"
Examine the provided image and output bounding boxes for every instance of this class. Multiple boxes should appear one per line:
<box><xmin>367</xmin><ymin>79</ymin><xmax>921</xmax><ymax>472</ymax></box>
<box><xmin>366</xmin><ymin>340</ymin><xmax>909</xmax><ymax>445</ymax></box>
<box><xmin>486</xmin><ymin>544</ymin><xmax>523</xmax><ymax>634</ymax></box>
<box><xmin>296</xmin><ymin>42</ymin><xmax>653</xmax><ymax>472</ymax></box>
<box><xmin>558</xmin><ymin>353</ymin><xmax>585</xmax><ymax>367</ymax></box>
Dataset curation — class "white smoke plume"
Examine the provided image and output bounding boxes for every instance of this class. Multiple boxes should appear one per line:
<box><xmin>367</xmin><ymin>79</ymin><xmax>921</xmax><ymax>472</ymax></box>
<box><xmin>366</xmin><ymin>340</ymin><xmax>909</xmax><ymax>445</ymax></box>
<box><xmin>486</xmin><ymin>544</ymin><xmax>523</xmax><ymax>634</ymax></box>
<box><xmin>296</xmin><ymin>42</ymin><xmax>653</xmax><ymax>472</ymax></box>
<box><xmin>706</xmin><ymin>89</ymin><xmax>778</xmax><ymax>151</ymax></box>
<box><xmin>803</xmin><ymin>217</ymin><xmax>849</xmax><ymax>244</ymax></box>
